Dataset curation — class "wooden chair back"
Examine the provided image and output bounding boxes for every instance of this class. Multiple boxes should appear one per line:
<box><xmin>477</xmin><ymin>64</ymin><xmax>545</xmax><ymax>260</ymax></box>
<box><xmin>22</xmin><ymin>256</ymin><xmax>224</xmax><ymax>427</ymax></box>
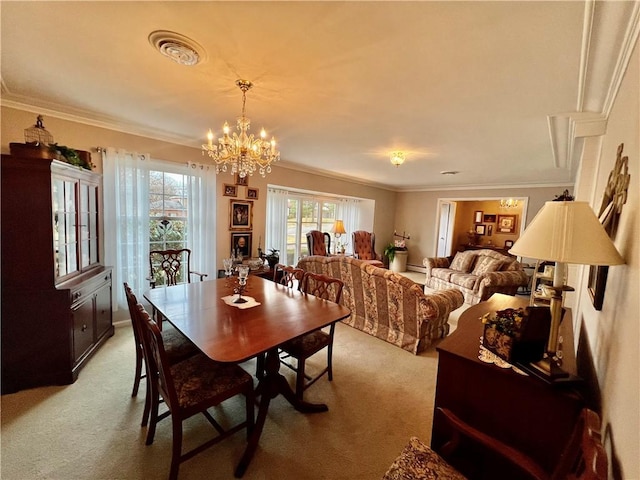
<box><xmin>149</xmin><ymin>248</ymin><xmax>208</xmax><ymax>288</ymax></box>
<box><xmin>301</xmin><ymin>272</ymin><xmax>344</xmax><ymax>304</ymax></box>
<box><xmin>273</xmin><ymin>264</ymin><xmax>305</xmax><ymax>289</ymax></box>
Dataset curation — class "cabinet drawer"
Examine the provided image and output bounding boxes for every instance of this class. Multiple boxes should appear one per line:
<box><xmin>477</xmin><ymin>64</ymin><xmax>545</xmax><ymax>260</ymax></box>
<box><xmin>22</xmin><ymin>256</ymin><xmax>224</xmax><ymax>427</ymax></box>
<box><xmin>70</xmin><ymin>271</ymin><xmax>112</xmax><ymax>306</ymax></box>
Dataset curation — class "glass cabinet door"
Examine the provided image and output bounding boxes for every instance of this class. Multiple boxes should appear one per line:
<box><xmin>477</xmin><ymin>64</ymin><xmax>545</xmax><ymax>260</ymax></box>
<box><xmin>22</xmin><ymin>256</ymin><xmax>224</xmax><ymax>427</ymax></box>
<box><xmin>52</xmin><ymin>176</ymin><xmax>79</xmax><ymax>280</ymax></box>
<box><xmin>80</xmin><ymin>183</ymin><xmax>99</xmax><ymax>269</ymax></box>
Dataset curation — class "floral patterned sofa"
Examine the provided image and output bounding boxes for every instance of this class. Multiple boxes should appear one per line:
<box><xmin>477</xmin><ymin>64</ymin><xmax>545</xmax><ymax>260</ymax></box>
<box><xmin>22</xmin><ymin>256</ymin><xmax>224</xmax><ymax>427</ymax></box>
<box><xmin>296</xmin><ymin>255</ymin><xmax>464</xmax><ymax>354</ymax></box>
<box><xmin>423</xmin><ymin>249</ymin><xmax>529</xmax><ymax>305</ymax></box>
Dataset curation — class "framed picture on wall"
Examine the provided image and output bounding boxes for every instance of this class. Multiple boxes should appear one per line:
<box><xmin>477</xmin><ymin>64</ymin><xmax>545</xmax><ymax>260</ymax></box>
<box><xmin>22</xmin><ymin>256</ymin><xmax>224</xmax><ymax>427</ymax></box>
<box><xmin>497</xmin><ymin>214</ymin><xmax>517</xmax><ymax>233</ymax></box>
<box><xmin>223</xmin><ymin>184</ymin><xmax>237</xmax><ymax>197</ymax></box>
<box><xmin>229</xmin><ymin>200</ymin><xmax>253</xmax><ymax>230</ymax></box>
<box><xmin>475</xmin><ymin>224</ymin><xmax>486</xmax><ymax>235</ymax></box>
<box><xmin>474</xmin><ymin>211</ymin><xmax>483</xmax><ymax>223</ymax></box>
<box><xmin>231</xmin><ymin>232</ymin><xmax>252</xmax><ymax>259</ymax></box>
<box><xmin>483</xmin><ymin>213</ymin><xmax>497</xmax><ymax>223</ymax></box>
<box><xmin>246</xmin><ymin>187</ymin><xmax>259</xmax><ymax>200</ymax></box>
<box><xmin>235</xmin><ymin>174</ymin><xmax>249</xmax><ymax>186</ymax></box>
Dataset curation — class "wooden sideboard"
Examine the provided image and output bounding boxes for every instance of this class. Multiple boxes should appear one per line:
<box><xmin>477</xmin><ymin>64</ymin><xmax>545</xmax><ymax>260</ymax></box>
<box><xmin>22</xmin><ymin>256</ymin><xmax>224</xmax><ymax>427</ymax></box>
<box><xmin>432</xmin><ymin>294</ymin><xmax>585</xmax><ymax>478</ymax></box>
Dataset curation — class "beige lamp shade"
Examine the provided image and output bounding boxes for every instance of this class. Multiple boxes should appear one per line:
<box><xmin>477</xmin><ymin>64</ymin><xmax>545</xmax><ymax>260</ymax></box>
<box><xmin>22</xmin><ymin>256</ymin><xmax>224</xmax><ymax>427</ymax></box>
<box><xmin>331</xmin><ymin>220</ymin><xmax>346</xmax><ymax>235</ymax></box>
<box><xmin>508</xmin><ymin>201</ymin><xmax>624</xmax><ymax>266</ymax></box>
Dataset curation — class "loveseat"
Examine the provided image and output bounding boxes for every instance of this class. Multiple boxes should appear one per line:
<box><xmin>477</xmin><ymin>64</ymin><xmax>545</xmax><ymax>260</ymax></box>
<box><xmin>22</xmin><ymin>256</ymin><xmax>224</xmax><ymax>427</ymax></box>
<box><xmin>423</xmin><ymin>249</ymin><xmax>529</xmax><ymax>305</ymax></box>
<box><xmin>296</xmin><ymin>255</ymin><xmax>464</xmax><ymax>354</ymax></box>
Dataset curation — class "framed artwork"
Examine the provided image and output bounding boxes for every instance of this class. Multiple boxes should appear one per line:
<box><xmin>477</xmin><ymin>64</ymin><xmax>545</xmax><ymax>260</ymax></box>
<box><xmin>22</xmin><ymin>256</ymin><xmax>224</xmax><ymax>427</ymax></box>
<box><xmin>487</xmin><ymin>225</ymin><xmax>493</xmax><ymax>236</ymax></box>
<box><xmin>475</xmin><ymin>224</ymin><xmax>486</xmax><ymax>235</ymax></box>
<box><xmin>229</xmin><ymin>200</ymin><xmax>253</xmax><ymax>230</ymax></box>
<box><xmin>483</xmin><ymin>213</ymin><xmax>497</xmax><ymax>223</ymax></box>
<box><xmin>235</xmin><ymin>174</ymin><xmax>249</xmax><ymax>186</ymax></box>
<box><xmin>246</xmin><ymin>187</ymin><xmax>259</xmax><ymax>200</ymax></box>
<box><xmin>588</xmin><ymin>143</ymin><xmax>630</xmax><ymax>311</ymax></box>
<box><xmin>231</xmin><ymin>232</ymin><xmax>252</xmax><ymax>259</ymax></box>
<box><xmin>474</xmin><ymin>211</ymin><xmax>483</xmax><ymax>223</ymax></box>
<box><xmin>504</xmin><ymin>239</ymin><xmax>514</xmax><ymax>248</ymax></box>
<box><xmin>497</xmin><ymin>214</ymin><xmax>517</xmax><ymax>233</ymax></box>
<box><xmin>223</xmin><ymin>184</ymin><xmax>237</xmax><ymax>197</ymax></box>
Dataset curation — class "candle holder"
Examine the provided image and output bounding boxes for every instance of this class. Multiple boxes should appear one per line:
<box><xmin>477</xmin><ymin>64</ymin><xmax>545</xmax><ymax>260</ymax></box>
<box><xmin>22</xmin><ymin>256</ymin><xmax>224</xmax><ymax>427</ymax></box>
<box><xmin>234</xmin><ymin>265</ymin><xmax>250</xmax><ymax>303</ymax></box>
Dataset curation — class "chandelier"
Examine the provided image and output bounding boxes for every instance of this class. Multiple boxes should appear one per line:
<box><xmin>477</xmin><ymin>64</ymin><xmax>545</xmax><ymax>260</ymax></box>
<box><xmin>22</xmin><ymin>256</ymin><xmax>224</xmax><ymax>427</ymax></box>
<box><xmin>500</xmin><ymin>198</ymin><xmax>519</xmax><ymax>208</ymax></box>
<box><xmin>202</xmin><ymin>79</ymin><xmax>280</xmax><ymax>178</ymax></box>
<box><xmin>390</xmin><ymin>151</ymin><xmax>406</xmax><ymax>167</ymax></box>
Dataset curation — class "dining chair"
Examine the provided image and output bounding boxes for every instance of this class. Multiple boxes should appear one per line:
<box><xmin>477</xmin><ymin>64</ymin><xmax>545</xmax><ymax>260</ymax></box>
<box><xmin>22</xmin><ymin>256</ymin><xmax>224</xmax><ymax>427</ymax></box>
<box><xmin>123</xmin><ymin>283</ymin><xmax>199</xmax><ymax>426</ymax></box>
<box><xmin>382</xmin><ymin>407</ymin><xmax>607</xmax><ymax>480</ymax></box>
<box><xmin>306</xmin><ymin>230</ymin><xmax>331</xmax><ymax>256</ymax></box>
<box><xmin>255</xmin><ymin>264</ymin><xmax>305</xmax><ymax>378</ymax></box>
<box><xmin>138</xmin><ymin>303</ymin><xmax>255</xmax><ymax>480</ymax></box>
<box><xmin>279</xmin><ymin>272</ymin><xmax>344</xmax><ymax>402</ymax></box>
<box><xmin>148</xmin><ymin>248</ymin><xmax>208</xmax><ymax>288</ymax></box>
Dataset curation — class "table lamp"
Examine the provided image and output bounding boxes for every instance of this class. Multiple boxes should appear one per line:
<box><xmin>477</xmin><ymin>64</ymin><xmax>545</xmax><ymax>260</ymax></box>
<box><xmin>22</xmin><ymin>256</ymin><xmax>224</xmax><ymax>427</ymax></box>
<box><xmin>331</xmin><ymin>220</ymin><xmax>346</xmax><ymax>254</ymax></box>
<box><xmin>508</xmin><ymin>200</ymin><xmax>624</xmax><ymax>380</ymax></box>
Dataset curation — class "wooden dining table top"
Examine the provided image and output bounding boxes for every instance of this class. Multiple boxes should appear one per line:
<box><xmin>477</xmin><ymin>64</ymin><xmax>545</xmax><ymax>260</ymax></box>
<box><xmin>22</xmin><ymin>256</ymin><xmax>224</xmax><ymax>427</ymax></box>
<box><xmin>144</xmin><ymin>276</ymin><xmax>352</xmax><ymax>363</ymax></box>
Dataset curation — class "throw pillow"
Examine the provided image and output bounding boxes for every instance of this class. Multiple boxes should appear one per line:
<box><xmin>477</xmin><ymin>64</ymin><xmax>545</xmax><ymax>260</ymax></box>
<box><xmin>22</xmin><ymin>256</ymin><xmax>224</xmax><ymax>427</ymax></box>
<box><xmin>450</xmin><ymin>251</ymin><xmax>475</xmax><ymax>273</ymax></box>
<box><xmin>472</xmin><ymin>256</ymin><xmax>503</xmax><ymax>275</ymax></box>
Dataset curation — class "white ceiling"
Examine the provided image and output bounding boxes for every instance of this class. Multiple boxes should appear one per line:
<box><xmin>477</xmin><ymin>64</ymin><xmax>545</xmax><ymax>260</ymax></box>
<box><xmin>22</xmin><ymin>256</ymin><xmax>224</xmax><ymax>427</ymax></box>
<box><xmin>0</xmin><ymin>1</ymin><xmax>616</xmax><ymax>190</ymax></box>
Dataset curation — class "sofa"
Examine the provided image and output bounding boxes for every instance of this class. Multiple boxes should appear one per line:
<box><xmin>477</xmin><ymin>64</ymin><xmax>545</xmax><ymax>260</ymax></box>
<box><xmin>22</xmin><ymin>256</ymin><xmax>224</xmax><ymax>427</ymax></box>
<box><xmin>296</xmin><ymin>255</ymin><xmax>464</xmax><ymax>354</ymax></box>
<box><xmin>423</xmin><ymin>249</ymin><xmax>529</xmax><ymax>305</ymax></box>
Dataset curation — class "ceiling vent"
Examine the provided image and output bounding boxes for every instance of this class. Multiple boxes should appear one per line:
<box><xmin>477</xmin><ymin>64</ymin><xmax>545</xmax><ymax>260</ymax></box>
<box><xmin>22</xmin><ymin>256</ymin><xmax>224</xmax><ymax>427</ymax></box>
<box><xmin>148</xmin><ymin>30</ymin><xmax>206</xmax><ymax>66</ymax></box>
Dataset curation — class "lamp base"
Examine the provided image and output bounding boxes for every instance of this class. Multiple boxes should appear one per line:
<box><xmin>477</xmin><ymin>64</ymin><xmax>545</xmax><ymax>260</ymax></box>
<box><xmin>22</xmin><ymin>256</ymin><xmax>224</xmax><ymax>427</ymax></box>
<box><xmin>516</xmin><ymin>355</ymin><xmax>581</xmax><ymax>385</ymax></box>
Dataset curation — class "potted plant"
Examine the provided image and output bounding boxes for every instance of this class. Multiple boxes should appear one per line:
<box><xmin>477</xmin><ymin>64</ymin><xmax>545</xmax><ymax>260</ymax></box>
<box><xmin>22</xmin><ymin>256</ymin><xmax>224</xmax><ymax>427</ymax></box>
<box><xmin>265</xmin><ymin>248</ymin><xmax>280</xmax><ymax>269</ymax></box>
<box><xmin>384</xmin><ymin>239</ymin><xmax>408</xmax><ymax>272</ymax></box>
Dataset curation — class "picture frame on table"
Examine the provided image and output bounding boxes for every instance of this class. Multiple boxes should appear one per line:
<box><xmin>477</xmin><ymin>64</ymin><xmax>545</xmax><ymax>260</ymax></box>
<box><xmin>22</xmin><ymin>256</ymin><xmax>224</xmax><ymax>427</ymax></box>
<box><xmin>504</xmin><ymin>239</ymin><xmax>514</xmax><ymax>248</ymax></box>
<box><xmin>497</xmin><ymin>214</ymin><xmax>517</xmax><ymax>233</ymax></box>
<box><xmin>475</xmin><ymin>224</ymin><xmax>486</xmax><ymax>235</ymax></box>
<box><xmin>235</xmin><ymin>174</ymin><xmax>249</xmax><ymax>186</ymax></box>
<box><xmin>229</xmin><ymin>200</ymin><xmax>253</xmax><ymax>230</ymax></box>
<box><xmin>247</xmin><ymin>187</ymin><xmax>259</xmax><ymax>200</ymax></box>
<box><xmin>223</xmin><ymin>184</ymin><xmax>237</xmax><ymax>197</ymax></box>
<box><xmin>474</xmin><ymin>211</ymin><xmax>483</xmax><ymax>223</ymax></box>
<box><xmin>231</xmin><ymin>232</ymin><xmax>252</xmax><ymax>259</ymax></box>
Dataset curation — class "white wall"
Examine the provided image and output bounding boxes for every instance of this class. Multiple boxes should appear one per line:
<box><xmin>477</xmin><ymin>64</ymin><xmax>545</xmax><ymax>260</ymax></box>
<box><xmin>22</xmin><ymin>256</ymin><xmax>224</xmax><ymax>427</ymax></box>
<box><xmin>572</xmin><ymin>43</ymin><xmax>639</xmax><ymax>479</ymax></box>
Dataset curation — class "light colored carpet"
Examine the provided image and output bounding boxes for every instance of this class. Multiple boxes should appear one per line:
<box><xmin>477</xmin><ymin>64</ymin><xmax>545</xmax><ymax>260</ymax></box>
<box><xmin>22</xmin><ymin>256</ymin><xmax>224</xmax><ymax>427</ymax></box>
<box><xmin>1</xmin><ymin>303</ymin><xmax>469</xmax><ymax>480</ymax></box>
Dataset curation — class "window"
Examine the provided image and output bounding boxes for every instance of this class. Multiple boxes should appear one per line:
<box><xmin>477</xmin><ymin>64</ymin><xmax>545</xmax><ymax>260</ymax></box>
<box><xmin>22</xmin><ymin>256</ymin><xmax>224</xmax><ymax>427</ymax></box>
<box><xmin>148</xmin><ymin>171</ymin><xmax>191</xmax><ymax>286</ymax></box>
<box><xmin>103</xmin><ymin>149</ymin><xmax>216</xmax><ymax>309</ymax></box>
<box><xmin>266</xmin><ymin>186</ymin><xmax>374</xmax><ymax>265</ymax></box>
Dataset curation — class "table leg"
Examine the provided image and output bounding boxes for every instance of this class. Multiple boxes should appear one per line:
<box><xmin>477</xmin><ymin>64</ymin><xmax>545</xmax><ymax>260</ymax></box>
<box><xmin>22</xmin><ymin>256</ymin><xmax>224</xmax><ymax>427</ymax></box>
<box><xmin>234</xmin><ymin>348</ymin><xmax>328</xmax><ymax>477</ymax></box>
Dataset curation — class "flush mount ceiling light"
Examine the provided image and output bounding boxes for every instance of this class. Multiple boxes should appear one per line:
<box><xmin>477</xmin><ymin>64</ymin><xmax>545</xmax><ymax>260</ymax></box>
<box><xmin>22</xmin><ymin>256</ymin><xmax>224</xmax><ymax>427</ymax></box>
<box><xmin>202</xmin><ymin>79</ymin><xmax>280</xmax><ymax>178</ymax></box>
<box><xmin>390</xmin><ymin>151</ymin><xmax>406</xmax><ymax>167</ymax></box>
<box><xmin>148</xmin><ymin>30</ymin><xmax>205</xmax><ymax>66</ymax></box>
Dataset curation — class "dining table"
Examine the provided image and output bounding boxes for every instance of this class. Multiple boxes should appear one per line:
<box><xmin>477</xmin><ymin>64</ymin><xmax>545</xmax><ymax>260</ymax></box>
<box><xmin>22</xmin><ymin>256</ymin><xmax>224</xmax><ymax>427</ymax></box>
<box><xmin>144</xmin><ymin>275</ymin><xmax>351</xmax><ymax>478</ymax></box>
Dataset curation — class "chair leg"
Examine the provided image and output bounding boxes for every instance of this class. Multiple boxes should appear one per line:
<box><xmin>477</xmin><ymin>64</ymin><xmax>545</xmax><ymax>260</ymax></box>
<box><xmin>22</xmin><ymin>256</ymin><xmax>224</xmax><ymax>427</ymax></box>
<box><xmin>295</xmin><ymin>358</ymin><xmax>307</xmax><ymax>402</ymax></box>
<box><xmin>132</xmin><ymin>347</ymin><xmax>143</xmax><ymax>397</ymax></box>
<box><xmin>146</xmin><ymin>388</ymin><xmax>160</xmax><ymax>445</ymax></box>
<box><xmin>141</xmin><ymin>378</ymin><xmax>151</xmax><ymax>427</ymax></box>
<box><xmin>169</xmin><ymin>418</ymin><xmax>183</xmax><ymax>480</ymax></box>
<box><xmin>245</xmin><ymin>391</ymin><xmax>255</xmax><ymax>438</ymax></box>
<box><xmin>327</xmin><ymin>343</ymin><xmax>334</xmax><ymax>382</ymax></box>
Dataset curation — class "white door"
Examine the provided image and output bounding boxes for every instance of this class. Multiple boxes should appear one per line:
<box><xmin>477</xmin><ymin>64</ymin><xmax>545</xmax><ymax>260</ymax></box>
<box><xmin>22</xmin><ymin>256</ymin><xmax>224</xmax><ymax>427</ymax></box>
<box><xmin>437</xmin><ymin>201</ymin><xmax>455</xmax><ymax>257</ymax></box>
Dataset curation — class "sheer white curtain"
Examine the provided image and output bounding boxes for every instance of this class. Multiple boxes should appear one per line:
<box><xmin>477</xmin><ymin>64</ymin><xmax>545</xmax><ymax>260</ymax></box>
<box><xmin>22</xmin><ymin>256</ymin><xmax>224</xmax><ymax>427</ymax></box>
<box><xmin>265</xmin><ymin>187</ymin><xmax>289</xmax><ymax>259</ymax></box>
<box><xmin>103</xmin><ymin>149</ymin><xmax>216</xmax><ymax>311</ymax></box>
<box><xmin>337</xmin><ymin>198</ymin><xmax>361</xmax><ymax>249</ymax></box>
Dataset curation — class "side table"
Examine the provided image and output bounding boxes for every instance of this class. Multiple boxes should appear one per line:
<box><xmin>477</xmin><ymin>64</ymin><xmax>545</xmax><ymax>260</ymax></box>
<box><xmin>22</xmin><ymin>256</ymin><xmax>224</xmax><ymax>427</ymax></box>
<box><xmin>432</xmin><ymin>293</ymin><xmax>585</xmax><ymax>477</ymax></box>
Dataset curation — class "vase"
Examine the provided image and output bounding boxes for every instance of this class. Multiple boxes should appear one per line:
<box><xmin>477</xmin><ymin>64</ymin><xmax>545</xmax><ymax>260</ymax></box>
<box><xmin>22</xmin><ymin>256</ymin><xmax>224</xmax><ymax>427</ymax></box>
<box><xmin>390</xmin><ymin>250</ymin><xmax>408</xmax><ymax>273</ymax></box>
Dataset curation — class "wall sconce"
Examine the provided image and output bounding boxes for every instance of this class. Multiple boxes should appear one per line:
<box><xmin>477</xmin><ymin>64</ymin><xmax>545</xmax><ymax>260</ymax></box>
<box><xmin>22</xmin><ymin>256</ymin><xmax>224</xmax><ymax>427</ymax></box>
<box><xmin>390</xmin><ymin>151</ymin><xmax>405</xmax><ymax>167</ymax></box>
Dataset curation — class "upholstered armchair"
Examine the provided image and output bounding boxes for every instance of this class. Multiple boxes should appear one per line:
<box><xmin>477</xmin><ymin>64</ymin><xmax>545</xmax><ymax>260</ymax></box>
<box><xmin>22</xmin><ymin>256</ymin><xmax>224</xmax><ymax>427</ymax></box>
<box><xmin>306</xmin><ymin>230</ymin><xmax>331</xmax><ymax>256</ymax></box>
<box><xmin>351</xmin><ymin>230</ymin><xmax>384</xmax><ymax>267</ymax></box>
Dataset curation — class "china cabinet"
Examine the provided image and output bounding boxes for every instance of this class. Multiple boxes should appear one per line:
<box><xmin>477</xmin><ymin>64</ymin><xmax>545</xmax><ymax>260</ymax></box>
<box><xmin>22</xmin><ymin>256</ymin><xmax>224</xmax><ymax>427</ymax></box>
<box><xmin>1</xmin><ymin>149</ymin><xmax>113</xmax><ymax>394</ymax></box>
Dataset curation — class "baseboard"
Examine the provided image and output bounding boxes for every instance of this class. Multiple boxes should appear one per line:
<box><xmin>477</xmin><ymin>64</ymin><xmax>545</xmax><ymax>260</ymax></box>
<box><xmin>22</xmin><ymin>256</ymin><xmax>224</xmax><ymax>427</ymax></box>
<box><xmin>407</xmin><ymin>263</ymin><xmax>426</xmax><ymax>273</ymax></box>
